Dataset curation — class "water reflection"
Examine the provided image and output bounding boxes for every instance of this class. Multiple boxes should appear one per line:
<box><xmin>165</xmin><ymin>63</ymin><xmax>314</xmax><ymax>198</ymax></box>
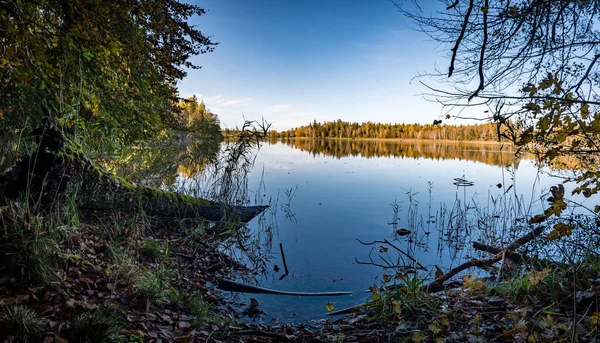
<box><xmin>96</xmin><ymin>130</ymin><xmax>221</xmax><ymax>187</ymax></box>
<box><xmin>275</xmin><ymin>138</ymin><xmax>523</xmax><ymax>167</ymax></box>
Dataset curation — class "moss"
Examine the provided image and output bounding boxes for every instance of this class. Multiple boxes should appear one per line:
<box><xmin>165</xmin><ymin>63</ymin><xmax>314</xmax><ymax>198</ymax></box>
<box><xmin>58</xmin><ymin>253</ymin><xmax>83</xmax><ymax>262</ymax></box>
<box><xmin>9</xmin><ymin>123</ymin><xmax>251</xmax><ymax>222</ymax></box>
<box><xmin>175</xmin><ymin>192</ymin><xmax>212</xmax><ymax>206</ymax></box>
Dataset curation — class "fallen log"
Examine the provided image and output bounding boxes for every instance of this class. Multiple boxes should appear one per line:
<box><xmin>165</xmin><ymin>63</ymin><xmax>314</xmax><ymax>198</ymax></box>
<box><xmin>423</xmin><ymin>226</ymin><xmax>545</xmax><ymax>293</ymax></box>
<box><xmin>472</xmin><ymin>242</ymin><xmax>526</xmax><ymax>264</ymax></box>
<box><xmin>0</xmin><ymin>119</ymin><xmax>267</xmax><ymax>223</ymax></box>
<box><xmin>327</xmin><ymin>226</ymin><xmax>546</xmax><ymax>316</ymax></box>
<box><xmin>217</xmin><ymin>279</ymin><xmax>353</xmax><ymax>296</ymax></box>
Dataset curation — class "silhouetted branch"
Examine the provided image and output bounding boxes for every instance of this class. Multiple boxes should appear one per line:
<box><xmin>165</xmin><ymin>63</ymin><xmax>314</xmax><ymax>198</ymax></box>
<box><xmin>449</xmin><ymin>0</ymin><xmax>474</xmax><ymax>78</ymax></box>
<box><xmin>446</xmin><ymin>0</ymin><xmax>459</xmax><ymax>10</ymax></box>
<box><xmin>278</xmin><ymin>243</ymin><xmax>289</xmax><ymax>280</ymax></box>
<box><xmin>468</xmin><ymin>0</ymin><xmax>488</xmax><ymax>101</ymax></box>
<box><xmin>357</xmin><ymin>238</ymin><xmax>427</xmax><ymax>270</ymax></box>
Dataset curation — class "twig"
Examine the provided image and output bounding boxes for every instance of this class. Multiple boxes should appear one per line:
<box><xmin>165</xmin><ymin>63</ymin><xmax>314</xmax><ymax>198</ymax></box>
<box><xmin>472</xmin><ymin>242</ymin><xmax>524</xmax><ymax>263</ymax></box>
<box><xmin>497</xmin><ymin>250</ymin><xmax>507</xmax><ymax>282</ymax></box>
<box><xmin>354</xmin><ymin>257</ymin><xmax>416</xmax><ymax>270</ymax></box>
<box><xmin>356</xmin><ymin>238</ymin><xmax>427</xmax><ymax>270</ymax></box>
<box><xmin>170</xmin><ymin>251</ymin><xmax>195</xmax><ymax>261</ymax></box>
<box><xmin>446</xmin><ymin>0</ymin><xmax>459</xmax><ymax>10</ymax></box>
<box><xmin>278</xmin><ymin>243</ymin><xmax>289</xmax><ymax>280</ymax></box>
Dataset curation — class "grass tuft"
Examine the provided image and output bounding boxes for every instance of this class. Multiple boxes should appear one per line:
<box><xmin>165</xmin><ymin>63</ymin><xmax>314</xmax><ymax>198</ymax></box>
<box><xmin>68</xmin><ymin>306</ymin><xmax>123</xmax><ymax>343</ymax></box>
<box><xmin>0</xmin><ymin>305</ymin><xmax>44</xmax><ymax>342</ymax></box>
<box><xmin>139</xmin><ymin>238</ymin><xmax>161</xmax><ymax>261</ymax></box>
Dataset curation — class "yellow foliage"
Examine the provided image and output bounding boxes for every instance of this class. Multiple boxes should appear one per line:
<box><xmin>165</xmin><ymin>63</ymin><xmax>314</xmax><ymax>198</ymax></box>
<box><xmin>589</xmin><ymin>312</ymin><xmax>600</xmax><ymax>328</ymax></box>
<box><xmin>546</xmin><ymin>223</ymin><xmax>573</xmax><ymax>240</ymax></box>
<box><xmin>411</xmin><ymin>331</ymin><xmax>425</xmax><ymax>342</ymax></box>
<box><xmin>528</xmin><ymin>268</ymin><xmax>550</xmax><ymax>287</ymax></box>
<box><xmin>462</xmin><ymin>275</ymin><xmax>486</xmax><ymax>293</ymax></box>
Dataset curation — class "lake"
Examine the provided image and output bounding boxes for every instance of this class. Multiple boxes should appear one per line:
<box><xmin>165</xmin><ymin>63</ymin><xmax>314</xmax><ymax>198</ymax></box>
<box><xmin>203</xmin><ymin>138</ymin><xmax>582</xmax><ymax>324</ymax></box>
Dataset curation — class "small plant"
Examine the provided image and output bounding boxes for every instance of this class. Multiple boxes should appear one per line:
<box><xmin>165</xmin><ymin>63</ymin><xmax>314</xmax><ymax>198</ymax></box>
<box><xmin>188</xmin><ymin>294</ymin><xmax>216</xmax><ymax>328</ymax></box>
<box><xmin>135</xmin><ymin>268</ymin><xmax>172</xmax><ymax>304</ymax></box>
<box><xmin>166</xmin><ymin>287</ymin><xmax>185</xmax><ymax>309</ymax></box>
<box><xmin>386</xmin><ymin>274</ymin><xmax>440</xmax><ymax>319</ymax></box>
<box><xmin>106</xmin><ymin>243</ymin><xmax>140</xmax><ymax>284</ymax></box>
<box><xmin>0</xmin><ymin>305</ymin><xmax>43</xmax><ymax>342</ymax></box>
<box><xmin>126</xmin><ymin>333</ymin><xmax>144</xmax><ymax>343</ymax></box>
<box><xmin>139</xmin><ymin>238</ymin><xmax>161</xmax><ymax>261</ymax></box>
<box><xmin>0</xmin><ymin>200</ymin><xmax>60</xmax><ymax>283</ymax></box>
<box><xmin>68</xmin><ymin>306</ymin><xmax>123</xmax><ymax>343</ymax></box>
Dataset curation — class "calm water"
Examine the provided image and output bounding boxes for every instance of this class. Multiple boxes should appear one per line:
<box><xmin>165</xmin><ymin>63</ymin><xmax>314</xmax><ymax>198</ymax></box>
<box><xmin>198</xmin><ymin>139</ymin><xmax>579</xmax><ymax>323</ymax></box>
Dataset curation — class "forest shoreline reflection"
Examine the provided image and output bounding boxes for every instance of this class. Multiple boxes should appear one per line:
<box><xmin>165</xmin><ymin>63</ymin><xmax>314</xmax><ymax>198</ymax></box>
<box><xmin>273</xmin><ymin>137</ymin><xmax>525</xmax><ymax>167</ymax></box>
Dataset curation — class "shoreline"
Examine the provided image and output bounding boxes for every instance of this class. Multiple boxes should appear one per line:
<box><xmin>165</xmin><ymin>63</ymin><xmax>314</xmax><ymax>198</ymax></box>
<box><xmin>273</xmin><ymin>136</ymin><xmax>514</xmax><ymax>146</ymax></box>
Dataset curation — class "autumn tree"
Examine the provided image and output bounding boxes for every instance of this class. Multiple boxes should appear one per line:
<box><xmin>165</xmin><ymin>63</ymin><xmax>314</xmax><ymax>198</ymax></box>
<box><xmin>178</xmin><ymin>95</ymin><xmax>221</xmax><ymax>138</ymax></box>
<box><xmin>0</xmin><ymin>0</ymin><xmax>216</xmax><ymax>147</ymax></box>
<box><xmin>399</xmin><ymin>0</ymin><xmax>600</xmax><ymax>201</ymax></box>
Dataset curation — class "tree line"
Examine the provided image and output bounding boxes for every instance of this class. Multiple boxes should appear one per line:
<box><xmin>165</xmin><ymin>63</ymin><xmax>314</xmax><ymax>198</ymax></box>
<box><xmin>264</xmin><ymin>120</ymin><xmax>506</xmax><ymax>141</ymax></box>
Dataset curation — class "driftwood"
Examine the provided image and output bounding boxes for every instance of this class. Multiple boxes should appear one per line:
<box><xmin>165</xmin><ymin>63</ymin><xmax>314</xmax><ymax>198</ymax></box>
<box><xmin>423</xmin><ymin>226</ymin><xmax>544</xmax><ymax>293</ymax></box>
<box><xmin>328</xmin><ymin>226</ymin><xmax>546</xmax><ymax>316</ymax></box>
<box><xmin>0</xmin><ymin>119</ymin><xmax>268</xmax><ymax>223</ymax></box>
<box><xmin>472</xmin><ymin>242</ymin><xmax>527</xmax><ymax>264</ymax></box>
<box><xmin>217</xmin><ymin>279</ymin><xmax>352</xmax><ymax>296</ymax></box>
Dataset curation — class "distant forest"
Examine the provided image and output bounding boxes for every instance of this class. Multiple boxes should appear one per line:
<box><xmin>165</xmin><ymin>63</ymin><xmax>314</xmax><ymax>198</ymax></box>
<box><xmin>260</xmin><ymin>120</ymin><xmax>506</xmax><ymax>141</ymax></box>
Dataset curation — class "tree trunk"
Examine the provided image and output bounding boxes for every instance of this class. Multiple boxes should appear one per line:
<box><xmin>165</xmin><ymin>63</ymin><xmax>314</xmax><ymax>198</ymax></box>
<box><xmin>0</xmin><ymin>119</ymin><xmax>267</xmax><ymax>223</ymax></box>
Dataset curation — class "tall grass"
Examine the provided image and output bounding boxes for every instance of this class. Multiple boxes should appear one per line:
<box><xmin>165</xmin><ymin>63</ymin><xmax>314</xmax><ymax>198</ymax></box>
<box><xmin>180</xmin><ymin>119</ymin><xmax>270</xmax><ymax>205</ymax></box>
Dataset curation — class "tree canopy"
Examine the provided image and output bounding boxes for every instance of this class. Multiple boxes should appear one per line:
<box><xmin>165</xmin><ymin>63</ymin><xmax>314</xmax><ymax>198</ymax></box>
<box><xmin>402</xmin><ymin>0</ymin><xmax>600</xmax><ymax>201</ymax></box>
<box><xmin>0</xmin><ymin>0</ymin><xmax>216</xmax><ymax>146</ymax></box>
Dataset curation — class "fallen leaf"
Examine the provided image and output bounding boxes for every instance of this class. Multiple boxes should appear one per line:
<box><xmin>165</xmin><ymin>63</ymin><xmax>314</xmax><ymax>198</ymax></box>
<box><xmin>0</xmin><ymin>297</ymin><xmax>17</xmax><ymax>306</ymax></box>
<box><xmin>396</xmin><ymin>228</ymin><xmax>412</xmax><ymax>236</ymax></box>
<box><xmin>412</xmin><ymin>331</ymin><xmax>425</xmax><ymax>342</ymax></box>
<box><xmin>324</xmin><ymin>303</ymin><xmax>335</xmax><ymax>312</ymax></box>
<box><xmin>65</xmin><ymin>299</ymin><xmax>76</xmax><ymax>309</ymax></box>
<box><xmin>434</xmin><ymin>265</ymin><xmax>444</xmax><ymax>279</ymax></box>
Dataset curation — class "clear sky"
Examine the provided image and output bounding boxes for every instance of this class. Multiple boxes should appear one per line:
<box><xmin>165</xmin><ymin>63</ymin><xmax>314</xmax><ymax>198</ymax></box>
<box><xmin>179</xmin><ymin>0</ymin><xmax>464</xmax><ymax>131</ymax></box>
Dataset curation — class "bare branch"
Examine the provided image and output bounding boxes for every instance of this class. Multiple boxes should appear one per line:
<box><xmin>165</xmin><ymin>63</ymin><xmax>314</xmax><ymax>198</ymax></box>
<box><xmin>447</xmin><ymin>0</ymin><xmax>459</xmax><ymax>10</ymax></box>
<box><xmin>469</xmin><ymin>0</ymin><xmax>489</xmax><ymax>101</ymax></box>
<box><xmin>449</xmin><ymin>0</ymin><xmax>474</xmax><ymax>78</ymax></box>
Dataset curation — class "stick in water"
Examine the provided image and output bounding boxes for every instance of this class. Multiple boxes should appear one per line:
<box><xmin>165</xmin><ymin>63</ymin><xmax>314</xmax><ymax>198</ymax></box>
<box><xmin>279</xmin><ymin>243</ymin><xmax>290</xmax><ymax>280</ymax></box>
<box><xmin>217</xmin><ymin>279</ymin><xmax>352</xmax><ymax>296</ymax></box>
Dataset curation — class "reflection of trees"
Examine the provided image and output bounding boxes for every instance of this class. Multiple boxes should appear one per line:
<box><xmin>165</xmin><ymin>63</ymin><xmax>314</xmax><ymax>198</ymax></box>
<box><xmin>177</xmin><ymin>134</ymin><xmax>221</xmax><ymax>179</ymax></box>
<box><xmin>280</xmin><ymin>138</ymin><xmax>522</xmax><ymax>167</ymax></box>
<box><xmin>538</xmin><ymin>154</ymin><xmax>599</xmax><ymax>173</ymax></box>
<box><xmin>95</xmin><ymin>96</ymin><xmax>223</xmax><ymax>187</ymax></box>
<box><xmin>97</xmin><ymin>131</ymin><xmax>221</xmax><ymax>187</ymax></box>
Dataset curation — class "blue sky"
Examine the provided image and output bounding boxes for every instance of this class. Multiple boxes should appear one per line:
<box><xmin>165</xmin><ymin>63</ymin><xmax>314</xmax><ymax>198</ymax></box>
<box><xmin>179</xmin><ymin>0</ymin><xmax>463</xmax><ymax>131</ymax></box>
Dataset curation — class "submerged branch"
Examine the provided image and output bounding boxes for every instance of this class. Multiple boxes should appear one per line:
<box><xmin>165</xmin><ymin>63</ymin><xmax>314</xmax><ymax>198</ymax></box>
<box><xmin>423</xmin><ymin>226</ymin><xmax>545</xmax><ymax>293</ymax></box>
<box><xmin>217</xmin><ymin>279</ymin><xmax>352</xmax><ymax>296</ymax></box>
<box><xmin>330</xmin><ymin>226</ymin><xmax>546</xmax><ymax>315</ymax></box>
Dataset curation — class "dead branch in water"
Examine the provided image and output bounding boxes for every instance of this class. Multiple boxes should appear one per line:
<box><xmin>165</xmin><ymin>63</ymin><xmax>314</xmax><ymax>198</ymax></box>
<box><xmin>356</xmin><ymin>238</ymin><xmax>427</xmax><ymax>271</ymax></box>
<box><xmin>278</xmin><ymin>243</ymin><xmax>289</xmax><ymax>280</ymax></box>
<box><xmin>423</xmin><ymin>226</ymin><xmax>545</xmax><ymax>293</ymax></box>
<box><xmin>329</xmin><ymin>226</ymin><xmax>546</xmax><ymax>315</ymax></box>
